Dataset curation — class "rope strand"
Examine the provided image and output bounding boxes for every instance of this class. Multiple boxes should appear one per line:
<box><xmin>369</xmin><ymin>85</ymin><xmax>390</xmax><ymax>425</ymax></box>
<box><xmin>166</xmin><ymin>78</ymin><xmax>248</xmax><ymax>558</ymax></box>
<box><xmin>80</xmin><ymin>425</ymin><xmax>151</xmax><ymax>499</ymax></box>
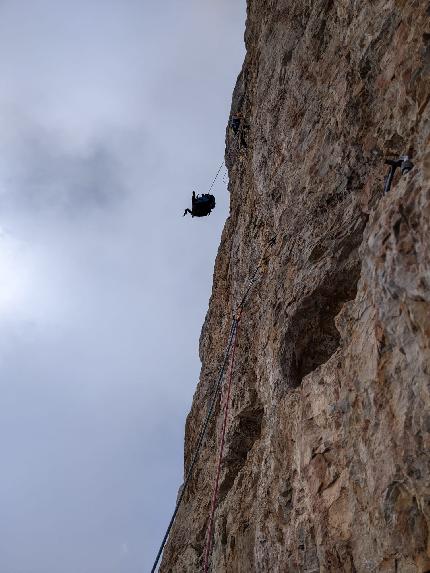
<box><xmin>149</xmin><ymin>237</ymin><xmax>276</xmax><ymax>572</ymax></box>
<box><xmin>207</xmin><ymin>160</ymin><xmax>225</xmax><ymax>195</ymax></box>
<box><xmin>203</xmin><ymin>311</ymin><xmax>241</xmax><ymax>572</ymax></box>
<box><xmin>150</xmin><ymin>319</ymin><xmax>238</xmax><ymax>573</ymax></box>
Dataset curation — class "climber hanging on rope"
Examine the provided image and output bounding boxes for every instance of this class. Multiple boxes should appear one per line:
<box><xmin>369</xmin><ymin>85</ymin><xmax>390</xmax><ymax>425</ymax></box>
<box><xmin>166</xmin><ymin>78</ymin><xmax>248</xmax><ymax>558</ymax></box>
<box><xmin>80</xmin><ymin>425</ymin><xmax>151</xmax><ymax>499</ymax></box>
<box><xmin>183</xmin><ymin>191</ymin><xmax>216</xmax><ymax>218</ymax></box>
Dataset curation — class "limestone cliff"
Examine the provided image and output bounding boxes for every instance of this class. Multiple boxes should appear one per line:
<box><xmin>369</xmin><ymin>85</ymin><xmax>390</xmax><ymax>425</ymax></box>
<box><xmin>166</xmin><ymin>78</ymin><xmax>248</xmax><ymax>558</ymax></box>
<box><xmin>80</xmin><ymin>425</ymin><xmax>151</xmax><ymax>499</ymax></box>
<box><xmin>161</xmin><ymin>1</ymin><xmax>430</xmax><ymax>571</ymax></box>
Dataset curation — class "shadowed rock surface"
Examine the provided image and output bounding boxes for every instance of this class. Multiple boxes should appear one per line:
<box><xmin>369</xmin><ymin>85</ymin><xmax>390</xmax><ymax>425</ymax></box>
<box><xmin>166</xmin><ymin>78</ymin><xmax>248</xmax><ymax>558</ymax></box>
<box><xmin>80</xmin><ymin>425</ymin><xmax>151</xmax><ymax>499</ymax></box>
<box><xmin>160</xmin><ymin>1</ymin><xmax>430</xmax><ymax>571</ymax></box>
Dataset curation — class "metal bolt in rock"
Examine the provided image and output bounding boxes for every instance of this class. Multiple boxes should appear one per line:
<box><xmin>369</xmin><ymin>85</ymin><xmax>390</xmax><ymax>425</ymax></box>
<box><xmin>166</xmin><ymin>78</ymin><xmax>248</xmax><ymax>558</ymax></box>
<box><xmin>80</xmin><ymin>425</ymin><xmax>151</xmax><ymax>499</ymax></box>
<box><xmin>383</xmin><ymin>155</ymin><xmax>414</xmax><ymax>194</ymax></box>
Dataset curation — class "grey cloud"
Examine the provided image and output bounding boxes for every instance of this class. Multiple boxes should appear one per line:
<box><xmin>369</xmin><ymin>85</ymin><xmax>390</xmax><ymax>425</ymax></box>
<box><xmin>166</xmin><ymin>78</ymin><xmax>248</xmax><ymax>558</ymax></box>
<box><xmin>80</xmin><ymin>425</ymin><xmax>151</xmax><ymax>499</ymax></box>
<box><xmin>0</xmin><ymin>122</ymin><xmax>151</xmax><ymax>215</ymax></box>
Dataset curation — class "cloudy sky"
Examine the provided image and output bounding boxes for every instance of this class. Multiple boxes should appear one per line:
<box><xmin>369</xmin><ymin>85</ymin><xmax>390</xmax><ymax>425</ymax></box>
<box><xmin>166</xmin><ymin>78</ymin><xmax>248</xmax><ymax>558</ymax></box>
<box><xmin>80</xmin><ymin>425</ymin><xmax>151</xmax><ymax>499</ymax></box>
<box><xmin>0</xmin><ymin>2</ymin><xmax>246</xmax><ymax>571</ymax></box>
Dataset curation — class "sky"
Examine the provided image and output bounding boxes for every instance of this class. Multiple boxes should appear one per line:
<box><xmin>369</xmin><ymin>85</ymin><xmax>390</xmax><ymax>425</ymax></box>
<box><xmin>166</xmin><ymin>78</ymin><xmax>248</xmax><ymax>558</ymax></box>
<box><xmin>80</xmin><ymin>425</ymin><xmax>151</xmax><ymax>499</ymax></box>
<box><xmin>0</xmin><ymin>2</ymin><xmax>246</xmax><ymax>572</ymax></box>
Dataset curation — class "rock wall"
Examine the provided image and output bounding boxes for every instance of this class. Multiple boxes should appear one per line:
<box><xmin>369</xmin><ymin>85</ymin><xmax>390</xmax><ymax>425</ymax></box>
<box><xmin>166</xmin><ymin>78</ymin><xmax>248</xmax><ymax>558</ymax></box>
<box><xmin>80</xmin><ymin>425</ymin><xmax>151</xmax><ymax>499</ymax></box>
<box><xmin>160</xmin><ymin>1</ymin><xmax>430</xmax><ymax>571</ymax></box>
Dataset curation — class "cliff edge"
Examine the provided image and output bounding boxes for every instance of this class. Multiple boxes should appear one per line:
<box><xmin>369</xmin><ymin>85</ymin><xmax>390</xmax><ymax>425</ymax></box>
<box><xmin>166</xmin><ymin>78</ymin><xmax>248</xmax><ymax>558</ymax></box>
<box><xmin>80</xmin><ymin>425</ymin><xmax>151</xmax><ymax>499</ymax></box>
<box><xmin>161</xmin><ymin>1</ymin><xmax>430</xmax><ymax>571</ymax></box>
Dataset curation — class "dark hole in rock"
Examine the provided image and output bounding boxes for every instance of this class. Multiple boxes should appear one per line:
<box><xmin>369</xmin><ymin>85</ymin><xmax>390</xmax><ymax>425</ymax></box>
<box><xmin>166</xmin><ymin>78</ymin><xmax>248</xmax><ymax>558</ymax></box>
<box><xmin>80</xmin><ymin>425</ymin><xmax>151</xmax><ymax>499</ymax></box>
<box><xmin>219</xmin><ymin>404</ymin><xmax>264</xmax><ymax>499</ymax></box>
<box><xmin>281</xmin><ymin>268</ymin><xmax>360</xmax><ymax>388</ymax></box>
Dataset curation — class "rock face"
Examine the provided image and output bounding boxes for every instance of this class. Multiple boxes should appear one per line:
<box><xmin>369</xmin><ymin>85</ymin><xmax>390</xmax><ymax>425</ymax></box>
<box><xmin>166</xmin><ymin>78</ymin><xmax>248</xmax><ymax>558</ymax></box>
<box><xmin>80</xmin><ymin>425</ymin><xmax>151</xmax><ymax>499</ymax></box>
<box><xmin>160</xmin><ymin>2</ymin><xmax>430</xmax><ymax>571</ymax></box>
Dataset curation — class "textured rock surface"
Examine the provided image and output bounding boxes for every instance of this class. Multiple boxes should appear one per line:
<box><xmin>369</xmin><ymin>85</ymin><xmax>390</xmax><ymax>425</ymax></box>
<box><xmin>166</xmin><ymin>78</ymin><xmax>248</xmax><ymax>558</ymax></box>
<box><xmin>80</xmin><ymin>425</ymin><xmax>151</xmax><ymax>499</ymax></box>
<box><xmin>160</xmin><ymin>1</ymin><xmax>430</xmax><ymax>571</ymax></box>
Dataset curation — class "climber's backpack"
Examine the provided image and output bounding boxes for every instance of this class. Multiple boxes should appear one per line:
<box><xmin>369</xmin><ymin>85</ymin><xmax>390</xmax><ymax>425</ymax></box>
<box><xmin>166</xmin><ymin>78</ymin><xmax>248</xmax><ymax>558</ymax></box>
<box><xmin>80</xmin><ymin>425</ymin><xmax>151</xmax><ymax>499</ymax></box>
<box><xmin>194</xmin><ymin>194</ymin><xmax>216</xmax><ymax>216</ymax></box>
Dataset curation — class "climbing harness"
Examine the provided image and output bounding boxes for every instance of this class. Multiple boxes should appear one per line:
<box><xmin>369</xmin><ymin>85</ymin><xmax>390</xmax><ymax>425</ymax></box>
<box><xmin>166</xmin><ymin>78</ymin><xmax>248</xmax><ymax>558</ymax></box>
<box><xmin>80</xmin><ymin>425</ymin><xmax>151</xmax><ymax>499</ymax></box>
<box><xmin>149</xmin><ymin>237</ymin><xmax>276</xmax><ymax>573</ymax></box>
<box><xmin>383</xmin><ymin>155</ymin><xmax>414</xmax><ymax>194</ymax></box>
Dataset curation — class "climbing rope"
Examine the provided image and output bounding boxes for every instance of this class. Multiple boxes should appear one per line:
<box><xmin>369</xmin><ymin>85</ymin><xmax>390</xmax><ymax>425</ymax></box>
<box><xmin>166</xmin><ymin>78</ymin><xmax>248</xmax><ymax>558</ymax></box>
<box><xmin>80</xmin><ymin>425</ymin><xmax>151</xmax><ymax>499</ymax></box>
<box><xmin>208</xmin><ymin>160</ymin><xmax>225</xmax><ymax>195</ymax></box>
<box><xmin>150</xmin><ymin>318</ymin><xmax>238</xmax><ymax>573</ymax></box>
<box><xmin>206</xmin><ymin>121</ymin><xmax>244</xmax><ymax>195</ymax></box>
<box><xmin>203</xmin><ymin>309</ymin><xmax>242</xmax><ymax>573</ymax></box>
<box><xmin>188</xmin><ymin>113</ymin><xmax>246</xmax><ymax>206</ymax></box>
<box><xmin>149</xmin><ymin>237</ymin><xmax>276</xmax><ymax>573</ymax></box>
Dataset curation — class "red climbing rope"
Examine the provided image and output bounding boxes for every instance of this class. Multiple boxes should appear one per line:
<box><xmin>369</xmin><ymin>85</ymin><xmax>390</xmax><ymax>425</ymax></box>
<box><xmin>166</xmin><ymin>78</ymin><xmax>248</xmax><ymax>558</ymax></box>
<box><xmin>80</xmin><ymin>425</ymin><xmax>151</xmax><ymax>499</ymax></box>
<box><xmin>150</xmin><ymin>238</ymin><xmax>276</xmax><ymax>573</ymax></box>
<box><xmin>203</xmin><ymin>310</ymin><xmax>242</xmax><ymax>573</ymax></box>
